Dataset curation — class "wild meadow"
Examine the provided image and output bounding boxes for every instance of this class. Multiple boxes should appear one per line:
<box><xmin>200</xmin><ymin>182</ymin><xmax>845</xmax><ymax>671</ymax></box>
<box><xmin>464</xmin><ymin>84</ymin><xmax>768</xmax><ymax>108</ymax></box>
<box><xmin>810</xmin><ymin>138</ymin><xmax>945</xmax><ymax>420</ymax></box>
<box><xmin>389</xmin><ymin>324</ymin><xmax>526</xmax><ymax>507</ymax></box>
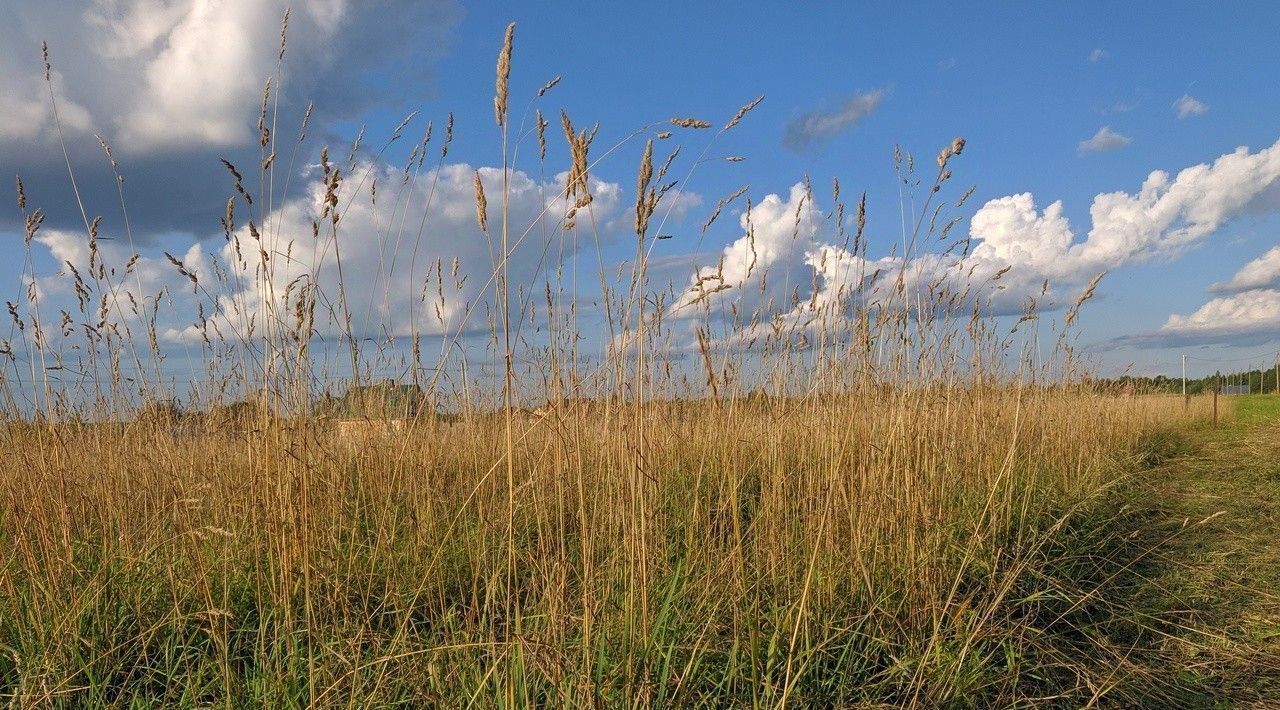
<box><xmin>0</xmin><ymin>19</ymin><xmax>1244</xmax><ymax>708</ymax></box>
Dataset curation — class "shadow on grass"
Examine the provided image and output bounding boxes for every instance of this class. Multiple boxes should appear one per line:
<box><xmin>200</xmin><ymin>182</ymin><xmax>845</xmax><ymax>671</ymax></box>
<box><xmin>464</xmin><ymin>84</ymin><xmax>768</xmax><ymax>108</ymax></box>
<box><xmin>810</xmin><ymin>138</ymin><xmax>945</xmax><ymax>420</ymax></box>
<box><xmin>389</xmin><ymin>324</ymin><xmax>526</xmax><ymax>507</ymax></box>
<box><xmin>1004</xmin><ymin>422</ymin><xmax>1280</xmax><ymax>707</ymax></box>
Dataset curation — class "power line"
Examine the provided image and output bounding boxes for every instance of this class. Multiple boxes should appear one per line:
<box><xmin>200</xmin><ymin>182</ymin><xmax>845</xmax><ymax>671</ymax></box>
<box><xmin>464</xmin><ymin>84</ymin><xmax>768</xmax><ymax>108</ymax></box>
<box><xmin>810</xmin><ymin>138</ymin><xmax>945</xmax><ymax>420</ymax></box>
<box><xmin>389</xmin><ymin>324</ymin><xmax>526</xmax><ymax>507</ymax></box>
<box><xmin>1185</xmin><ymin>349</ymin><xmax>1280</xmax><ymax>365</ymax></box>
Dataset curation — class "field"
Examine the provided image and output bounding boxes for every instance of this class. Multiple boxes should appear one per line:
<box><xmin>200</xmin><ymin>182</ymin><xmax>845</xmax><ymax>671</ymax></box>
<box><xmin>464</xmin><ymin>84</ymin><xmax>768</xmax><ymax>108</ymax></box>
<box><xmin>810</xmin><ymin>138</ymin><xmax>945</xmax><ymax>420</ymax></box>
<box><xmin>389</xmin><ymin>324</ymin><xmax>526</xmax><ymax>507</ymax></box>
<box><xmin>0</xmin><ymin>391</ymin><xmax>1243</xmax><ymax>707</ymax></box>
<box><xmin>3</xmin><ymin>18</ymin><xmax>1279</xmax><ymax>709</ymax></box>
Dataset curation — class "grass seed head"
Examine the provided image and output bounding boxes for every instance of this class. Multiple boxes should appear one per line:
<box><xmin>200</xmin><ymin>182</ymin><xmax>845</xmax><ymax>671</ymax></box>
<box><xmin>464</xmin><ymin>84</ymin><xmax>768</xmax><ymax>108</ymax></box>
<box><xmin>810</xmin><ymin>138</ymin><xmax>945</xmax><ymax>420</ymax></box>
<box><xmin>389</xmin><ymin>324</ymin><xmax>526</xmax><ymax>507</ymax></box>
<box><xmin>494</xmin><ymin>23</ymin><xmax>515</xmax><ymax>127</ymax></box>
<box><xmin>473</xmin><ymin>171</ymin><xmax>488</xmax><ymax>232</ymax></box>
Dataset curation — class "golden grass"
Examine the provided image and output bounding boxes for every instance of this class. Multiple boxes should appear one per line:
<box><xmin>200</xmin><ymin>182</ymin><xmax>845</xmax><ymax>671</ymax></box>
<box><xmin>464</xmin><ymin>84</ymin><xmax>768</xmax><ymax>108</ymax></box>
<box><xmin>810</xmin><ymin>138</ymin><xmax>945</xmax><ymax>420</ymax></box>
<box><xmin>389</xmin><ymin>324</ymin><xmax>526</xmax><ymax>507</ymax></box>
<box><xmin>0</xmin><ymin>392</ymin><xmax>1216</xmax><ymax>705</ymax></box>
<box><xmin>0</xmin><ymin>18</ymin><xmax>1228</xmax><ymax>706</ymax></box>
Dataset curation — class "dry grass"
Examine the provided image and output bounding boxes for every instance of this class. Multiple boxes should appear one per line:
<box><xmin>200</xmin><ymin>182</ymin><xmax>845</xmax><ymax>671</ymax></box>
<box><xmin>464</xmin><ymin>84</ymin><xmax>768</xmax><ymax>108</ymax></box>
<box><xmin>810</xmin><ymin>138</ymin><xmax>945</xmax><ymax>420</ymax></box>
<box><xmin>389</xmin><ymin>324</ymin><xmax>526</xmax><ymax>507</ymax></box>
<box><xmin>0</xmin><ymin>19</ymin><xmax>1230</xmax><ymax>707</ymax></box>
<box><xmin>0</xmin><ymin>392</ymin><xmax>1216</xmax><ymax>706</ymax></box>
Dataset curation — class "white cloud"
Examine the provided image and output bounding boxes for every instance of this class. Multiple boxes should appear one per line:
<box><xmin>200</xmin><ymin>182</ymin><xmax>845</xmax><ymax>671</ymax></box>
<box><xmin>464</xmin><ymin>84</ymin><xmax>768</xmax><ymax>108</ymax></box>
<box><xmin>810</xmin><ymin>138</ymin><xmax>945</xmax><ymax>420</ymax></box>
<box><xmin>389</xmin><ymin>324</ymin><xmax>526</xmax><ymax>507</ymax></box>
<box><xmin>1174</xmin><ymin>93</ymin><xmax>1209</xmax><ymax>119</ymax></box>
<box><xmin>784</xmin><ymin>89</ymin><xmax>886</xmax><ymax>152</ymax></box>
<box><xmin>1088</xmin><ymin>48</ymin><xmax>1109</xmax><ymax>62</ymax></box>
<box><xmin>21</xmin><ymin>160</ymin><xmax>635</xmax><ymax>353</ymax></box>
<box><xmin>673</xmin><ymin>137</ymin><xmax>1280</xmax><ymax>350</ymax></box>
<box><xmin>29</xmin><ymin>137</ymin><xmax>1280</xmax><ymax>359</ymax></box>
<box><xmin>118</xmin><ymin>0</ymin><xmax>290</xmax><ymax>150</ymax></box>
<box><xmin>2</xmin><ymin>1</ymin><xmax>364</xmax><ymax>152</ymax></box>
<box><xmin>1094</xmin><ymin>245</ymin><xmax>1280</xmax><ymax>349</ymax></box>
<box><xmin>1078</xmin><ymin>125</ymin><xmax>1132</xmax><ymax>153</ymax></box>
<box><xmin>968</xmin><ymin>194</ymin><xmax>1075</xmax><ymax>276</ymax></box>
<box><xmin>1</xmin><ymin>0</ymin><xmax>458</xmax><ymax>237</ymax></box>
<box><xmin>83</xmin><ymin>1</ymin><xmax>192</xmax><ymax>59</ymax></box>
<box><xmin>671</xmin><ymin>183</ymin><xmax>823</xmax><ymax>314</ymax></box>
<box><xmin>17</xmin><ymin>156</ymin><xmax>700</xmax><ymax>364</ymax></box>
<box><xmin>666</xmin><ymin>181</ymin><xmax>1017</xmax><ymax>350</ymax></box>
<box><xmin>27</xmin><ymin>225</ymin><xmax>210</xmax><ymax>351</ymax></box>
<box><xmin>1131</xmin><ymin>288</ymin><xmax>1280</xmax><ymax>347</ymax></box>
<box><xmin>1209</xmin><ymin>245</ymin><xmax>1280</xmax><ymax>293</ymax></box>
<box><xmin>189</xmin><ymin>163</ymin><xmax>624</xmax><ymax>343</ymax></box>
<box><xmin>0</xmin><ymin>69</ymin><xmax>93</xmax><ymax>142</ymax></box>
<box><xmin>1110</xmin><ymin>243</ymin><xmax>1278</xmax><ymax>346</ymax></box>
<box><xmin>974</xmin><ymin>138</ymin><xmax>1280</xmax><ymax>281</ymax></box>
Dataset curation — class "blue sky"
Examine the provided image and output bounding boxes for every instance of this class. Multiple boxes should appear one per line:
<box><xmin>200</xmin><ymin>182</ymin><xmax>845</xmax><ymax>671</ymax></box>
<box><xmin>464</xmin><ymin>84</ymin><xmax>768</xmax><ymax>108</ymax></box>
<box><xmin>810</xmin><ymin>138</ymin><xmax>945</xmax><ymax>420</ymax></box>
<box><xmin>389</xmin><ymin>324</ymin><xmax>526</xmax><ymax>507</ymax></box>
<box><xmin>3</xmin><ymin>1</ymin><xmax>1280</xmax><ymax>386</ymax></box>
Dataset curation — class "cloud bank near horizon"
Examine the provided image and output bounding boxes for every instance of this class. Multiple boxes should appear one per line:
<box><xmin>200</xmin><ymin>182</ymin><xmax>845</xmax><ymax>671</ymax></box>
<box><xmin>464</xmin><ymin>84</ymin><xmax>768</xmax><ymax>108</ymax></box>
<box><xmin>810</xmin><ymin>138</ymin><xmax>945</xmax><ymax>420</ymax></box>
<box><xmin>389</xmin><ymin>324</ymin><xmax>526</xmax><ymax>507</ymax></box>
<box><xmin>1108</xmin><ymin>244</ymin><xmax>1280</xmax><ymax>350</ymax></box>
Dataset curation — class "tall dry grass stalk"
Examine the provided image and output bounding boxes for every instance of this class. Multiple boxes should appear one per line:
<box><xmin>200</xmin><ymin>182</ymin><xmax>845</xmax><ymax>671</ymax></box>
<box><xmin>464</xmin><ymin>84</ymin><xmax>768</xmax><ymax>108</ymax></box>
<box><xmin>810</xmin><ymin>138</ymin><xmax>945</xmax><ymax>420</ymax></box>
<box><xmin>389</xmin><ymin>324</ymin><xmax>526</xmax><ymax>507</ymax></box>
<box><xmin>0</xmin><ymin>20</ymin><xmax>1225</xmax><ymax>708</ymax></box>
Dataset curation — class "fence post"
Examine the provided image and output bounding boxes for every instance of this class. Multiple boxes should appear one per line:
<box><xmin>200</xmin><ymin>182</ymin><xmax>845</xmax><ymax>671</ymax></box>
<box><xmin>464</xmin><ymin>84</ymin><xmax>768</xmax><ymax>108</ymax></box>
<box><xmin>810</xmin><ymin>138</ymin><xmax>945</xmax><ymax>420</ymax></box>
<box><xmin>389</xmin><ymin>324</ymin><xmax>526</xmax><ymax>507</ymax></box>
<box><xmin>1213</xmin><ymin>376</ymin><xmax>1219</xmax><ymax>427</ymax></box>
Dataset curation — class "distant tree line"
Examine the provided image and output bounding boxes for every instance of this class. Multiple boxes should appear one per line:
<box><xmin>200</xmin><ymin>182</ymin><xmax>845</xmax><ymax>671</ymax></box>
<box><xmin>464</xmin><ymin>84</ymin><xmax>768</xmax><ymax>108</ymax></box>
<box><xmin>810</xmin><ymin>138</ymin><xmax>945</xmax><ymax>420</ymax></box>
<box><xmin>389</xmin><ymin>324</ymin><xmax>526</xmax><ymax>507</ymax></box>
<box><xmin>1090</xmin><ymin>367</ymin><xmax>1280</xmax><ymax>395</ymax></box>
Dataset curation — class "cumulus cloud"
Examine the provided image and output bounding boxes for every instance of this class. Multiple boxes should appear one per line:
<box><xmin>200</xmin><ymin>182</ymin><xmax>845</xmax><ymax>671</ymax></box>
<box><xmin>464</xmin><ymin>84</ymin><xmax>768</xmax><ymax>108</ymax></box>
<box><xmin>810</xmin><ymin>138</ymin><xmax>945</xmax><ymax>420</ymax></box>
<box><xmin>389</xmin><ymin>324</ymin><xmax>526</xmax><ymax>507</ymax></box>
<box><xmin>1160</xmin><ymin>289</ymin><xmax>1280</xmax><ymax>339</ymax></box>
<box><xmin>116</xmin><ymin>1</ymin><xmax>296</xmax><ymax>151</ymax></box>
<box><xmin>1109</xmin><ymin>244</ymin><xmax>1280</xmax><ymax>349</ymax></box>
<box><xmin>783</xmin><ymin>89</ymin><xmax>885</xmax><ymax>152</ymax></box>
<box><xmin>1</xmin><ymin>0</ymin><xmax>459</xmax><ymax>238</ymax></box>
<box><xmin>1208</xmin><ymin>245</ymin><xmax>1280</xmax><ymax>294</ymax></box>
<box><xmin>672</xmin><ymin>184</ymin><xmax>822</xmax><ymax>314</ymax></box>
<box><xmin>1174</xmin><ymin>93</ymin><xmax>1209</xmax><ymax>119</ymax></box>
<box><xmin>199</xmin><ymin>164</ymin><xmax>622</xmax><ymax>342</ymax></box>
<box><xmin>666</xmin><ymin>182</ymin><xmax>962</xmax><ymax>350</ymax></box>
<box><xmin>672</xmin><ymin>137</ymin><xmax>1280</xmax><ymax>349</ymax></box>
<box><xmin>1078</xmin><ymin>125</ymin><xmax>1131</xmax><ymax>153</ymax></box>
<box><xmin>19</xmin><ymin>160</ymin><xmax>634</xmax><ymax>357</ymax></box>
<box><xmin>1109</xmin><ymin>289</ymin><xmax>1280</xmax><ymax>349</ymax></box>
<box><xmin>664</xmin><ymin>183</ymin><xmax>1025</xmax><ymax>352</ymax></box>
<box><xmin>0</xmin><ymin>68</ymin><xmax>94</xmax><ymax>142</ymax></box>
<box><xmin>974</xmin><ymin>138</ymin><xmax>1280</xmax><ymax>280</ymax></box>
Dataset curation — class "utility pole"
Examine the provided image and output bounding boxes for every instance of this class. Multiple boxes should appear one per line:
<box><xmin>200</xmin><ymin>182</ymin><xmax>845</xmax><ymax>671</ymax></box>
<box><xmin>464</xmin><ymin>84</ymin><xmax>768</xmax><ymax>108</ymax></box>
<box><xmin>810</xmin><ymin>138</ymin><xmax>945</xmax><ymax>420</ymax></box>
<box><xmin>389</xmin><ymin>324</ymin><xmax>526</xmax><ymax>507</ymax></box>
<box><xmin>1182</xmin><ymin>353</ymin><xmax>1188</xmax><ymax>410</ymax></box>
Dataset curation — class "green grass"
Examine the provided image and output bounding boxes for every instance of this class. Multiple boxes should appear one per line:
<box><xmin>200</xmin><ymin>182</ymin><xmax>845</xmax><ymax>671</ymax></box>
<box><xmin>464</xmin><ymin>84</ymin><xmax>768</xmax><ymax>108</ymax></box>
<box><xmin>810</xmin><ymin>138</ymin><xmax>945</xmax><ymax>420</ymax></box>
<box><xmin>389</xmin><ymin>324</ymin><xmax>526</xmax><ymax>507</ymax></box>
<box><xmin>1232</xmin><ymin>393</ymin><xmax>1280</xmax><ymax>423</ymax></box>
<box><xmin>1043</xmin><ymin>396</ymin><xmax>1280</xmax><ymax>706</ymax></box>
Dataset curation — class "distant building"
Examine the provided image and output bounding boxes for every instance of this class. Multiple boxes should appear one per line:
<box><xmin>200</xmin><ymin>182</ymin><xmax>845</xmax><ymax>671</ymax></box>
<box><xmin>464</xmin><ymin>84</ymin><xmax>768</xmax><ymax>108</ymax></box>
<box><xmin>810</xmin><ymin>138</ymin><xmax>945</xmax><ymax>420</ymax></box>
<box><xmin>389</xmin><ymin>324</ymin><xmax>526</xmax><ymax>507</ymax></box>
<box><xmin>1221</xmin><ymin>385</ymin><xmax>1251</xmax><ymax>395</ymax></box>
<box><xmin>317</xmin><ymin>381</ymin><xmax>430</xmax><ymax>446</ymax></box>
<box><xmin>317</xmin><ymin>380</ymin><xmax>429</xmax><ymax>420</ymax></box>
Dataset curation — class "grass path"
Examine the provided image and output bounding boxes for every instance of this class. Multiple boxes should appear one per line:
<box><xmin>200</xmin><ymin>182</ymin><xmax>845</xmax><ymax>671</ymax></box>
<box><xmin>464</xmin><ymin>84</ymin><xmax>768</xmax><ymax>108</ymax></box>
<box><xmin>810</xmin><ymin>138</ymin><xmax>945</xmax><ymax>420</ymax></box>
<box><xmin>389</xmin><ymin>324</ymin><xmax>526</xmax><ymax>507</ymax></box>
<box><xmin>1098</xmin><ymin>395</ymin><xmax>1280</xmax><ymax>706</ymax></box>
